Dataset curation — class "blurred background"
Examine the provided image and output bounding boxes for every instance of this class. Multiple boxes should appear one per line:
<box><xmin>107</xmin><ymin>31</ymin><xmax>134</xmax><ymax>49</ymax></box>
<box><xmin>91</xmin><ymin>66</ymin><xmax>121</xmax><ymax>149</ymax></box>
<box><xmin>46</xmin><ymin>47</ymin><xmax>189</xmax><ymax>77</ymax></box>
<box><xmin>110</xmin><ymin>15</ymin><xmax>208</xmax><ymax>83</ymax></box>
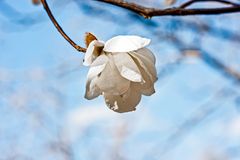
<box><xmin>0</xmin><ymin>0</ymin><xmax>240</xmax><ymax>160</ymax></box>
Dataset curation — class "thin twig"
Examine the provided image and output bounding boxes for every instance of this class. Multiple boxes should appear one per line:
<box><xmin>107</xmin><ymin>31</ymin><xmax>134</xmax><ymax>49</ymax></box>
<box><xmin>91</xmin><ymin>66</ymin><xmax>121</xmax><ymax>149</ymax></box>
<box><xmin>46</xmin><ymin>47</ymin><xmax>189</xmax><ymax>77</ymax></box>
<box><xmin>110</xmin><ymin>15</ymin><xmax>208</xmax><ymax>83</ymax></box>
<box><xmin>40</xmin><ymin>0</ymin><xmax>86</xmax><ymax>53</ymax></box>
<box><xmin>97</xmin><ymin>0</ymin><xmax>240</xmax><ymax>18</ymax></box>
<box><xmin>180</xmin><ymin>0</ymin><xmax>240</xmax><ymax>9</ymax></box>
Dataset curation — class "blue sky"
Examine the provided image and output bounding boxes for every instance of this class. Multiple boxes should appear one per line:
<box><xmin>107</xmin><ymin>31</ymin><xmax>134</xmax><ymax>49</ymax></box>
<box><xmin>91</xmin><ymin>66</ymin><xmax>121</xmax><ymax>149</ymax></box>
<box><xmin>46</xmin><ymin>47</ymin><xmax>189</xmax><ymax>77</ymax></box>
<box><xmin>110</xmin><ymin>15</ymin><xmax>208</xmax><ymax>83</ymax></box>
<box><xmin>0</xmin><ymin>1</ymin><xmax>240</xmax><ymax>160</ymax></box>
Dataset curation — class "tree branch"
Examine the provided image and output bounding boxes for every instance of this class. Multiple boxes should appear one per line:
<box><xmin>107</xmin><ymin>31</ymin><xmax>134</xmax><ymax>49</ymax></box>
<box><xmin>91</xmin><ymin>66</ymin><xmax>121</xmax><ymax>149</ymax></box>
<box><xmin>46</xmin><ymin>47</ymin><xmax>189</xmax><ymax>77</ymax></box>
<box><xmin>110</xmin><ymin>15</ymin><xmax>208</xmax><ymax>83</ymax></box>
<box><xmin>96</xmin><ymin>0</ymin><xmax>240</xmax><ymax>18</ymax></box>
<box><xmin>40</xmin><ymin>0</ymin><xmax>86</xmax><ymax>53</ymax></box>
<box><xmin>179</xmin><ymin>0</ymin><xmax>240</xmax><ymax>9</ymax></box>
<box><xmin>39</xmin><ymin>0</ymin><xmax>240</xmax><ymax>52</ymax></box>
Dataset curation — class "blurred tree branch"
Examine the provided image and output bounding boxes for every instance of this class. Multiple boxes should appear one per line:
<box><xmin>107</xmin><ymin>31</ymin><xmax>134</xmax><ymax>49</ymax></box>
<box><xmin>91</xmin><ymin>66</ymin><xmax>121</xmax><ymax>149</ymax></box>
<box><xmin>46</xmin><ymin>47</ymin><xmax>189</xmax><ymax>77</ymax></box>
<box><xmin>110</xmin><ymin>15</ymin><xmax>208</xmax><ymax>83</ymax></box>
<box><xmin>32</xmin><ymin>0</ymin><xmax>40</xmax><ymax>5</ymax></box>
<box><xmin>160</xmin><ymin>32</ymin><xmax>240</xmax><ymax>83</ymax></box>
<box><xmin>97</xmin><ymin>0</ymin><xmax>240</xmax><ymax>18</ymax></box>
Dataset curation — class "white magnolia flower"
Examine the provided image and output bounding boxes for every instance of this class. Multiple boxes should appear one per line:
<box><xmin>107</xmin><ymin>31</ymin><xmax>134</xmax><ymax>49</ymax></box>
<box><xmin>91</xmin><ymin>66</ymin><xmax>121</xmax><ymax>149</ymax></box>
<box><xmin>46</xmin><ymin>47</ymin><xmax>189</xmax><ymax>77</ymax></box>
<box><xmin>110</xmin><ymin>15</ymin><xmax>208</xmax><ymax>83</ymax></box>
<box><xmin>83</xmin><ymin>34</ymin><xmax>157</xmax><ymax>113</ymax></box>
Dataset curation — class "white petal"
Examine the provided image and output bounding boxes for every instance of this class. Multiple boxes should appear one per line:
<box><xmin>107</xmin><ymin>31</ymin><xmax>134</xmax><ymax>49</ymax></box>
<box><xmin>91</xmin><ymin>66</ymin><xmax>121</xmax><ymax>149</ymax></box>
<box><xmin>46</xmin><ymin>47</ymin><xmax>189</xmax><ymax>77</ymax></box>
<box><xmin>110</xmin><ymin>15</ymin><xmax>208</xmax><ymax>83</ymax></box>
<box><xmin>83</xmin><ymin>40</ymin><xmax>97</xmax><ymax>66</ymax></box>
<box><xmin>138</xmin><ymin>65</ymin><xmax>156</xmax><ymax>96</ymax></box>
<box><xmin>87</xmin><ymin>63</ymin><xmax>106</xmax><ymax>80</ymax></box>
<box><xmin>85</xmin><ymin>60</ymin><xmax>107</xmax><ymax>100</ymax></box>
<box><xmin>113</xmin><ymin>53</ymin><xmax>142</xmax><ymax>82</ymax></box>
<box><xmin>91</xmin><ymin>54</ymin><xmax>109</xmax><ymax>67</ymax></box>
<box><xmin>96</xmin><ymin>55</ymin><xmax>130</xmax><ymax>95</ymax></box>
<box><xmin>83</xmin><ymin>40</ymin><xmax>104</xmax><ymax>66</ymax></box>
<box><xmin>130</xmin><ymin>51</ymin><xmax>157</xmax><ymax>83</ymax></box>
<box><xmin>135</xmin><ymin>48</ymin><xmax>156</xmax><ymax>64</ymax></box>
<box><xmin>140</xmin><ymin>85</ymin><xmax>155</xmax><ymax>96</ymax></box>
<box><xmin>104</xmin><ymin>83</ymin><xmax>142</xmax><ymax>113</ymax></box>
<box><xmin>85</xmin><ymin>77</ymin><xmax>101</xmax><ymax>100</ymax></box>
<box><xmin>103</xmin><ymin>35</ymin><xmax>150</xmax><ymax>53</ymax></box>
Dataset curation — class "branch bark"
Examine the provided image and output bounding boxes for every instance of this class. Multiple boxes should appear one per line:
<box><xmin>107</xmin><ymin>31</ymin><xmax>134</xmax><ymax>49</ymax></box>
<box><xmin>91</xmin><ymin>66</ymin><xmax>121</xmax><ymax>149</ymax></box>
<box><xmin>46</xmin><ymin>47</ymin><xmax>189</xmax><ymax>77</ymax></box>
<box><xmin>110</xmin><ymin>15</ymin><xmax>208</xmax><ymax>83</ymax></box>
<box><xmin>97</xmin><ymin>0</ymin><xmax>240</xmax><ymax>18</ymax></box>
<box><xmin>179</xmin><ymin>0</ymin><xmax>240</xmax><ymax>9</ymax></box>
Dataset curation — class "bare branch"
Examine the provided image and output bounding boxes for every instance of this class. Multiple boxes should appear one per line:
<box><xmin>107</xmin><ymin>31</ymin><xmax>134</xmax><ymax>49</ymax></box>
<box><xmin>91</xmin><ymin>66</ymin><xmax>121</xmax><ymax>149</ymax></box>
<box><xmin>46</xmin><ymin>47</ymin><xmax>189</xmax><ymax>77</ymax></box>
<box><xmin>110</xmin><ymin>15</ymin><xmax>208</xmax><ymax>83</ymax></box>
<box><xmin>96</xmin><ymin>0</ymin><xmax>240</xmax><ymax>18</ymax></box>
<box><xmin>180</xmin><ymin>0</ymin><xmax>240</xmax><ymax>9</ymax></box>
<box><xmin>39</xmin><ymin>0</ymin><xmax>240</xmax><ymax>52</ymax></box>
<box><xmin>40</xmin><ymin>0</ymin><xmax>86</xmax><ymax>53</ymax></box>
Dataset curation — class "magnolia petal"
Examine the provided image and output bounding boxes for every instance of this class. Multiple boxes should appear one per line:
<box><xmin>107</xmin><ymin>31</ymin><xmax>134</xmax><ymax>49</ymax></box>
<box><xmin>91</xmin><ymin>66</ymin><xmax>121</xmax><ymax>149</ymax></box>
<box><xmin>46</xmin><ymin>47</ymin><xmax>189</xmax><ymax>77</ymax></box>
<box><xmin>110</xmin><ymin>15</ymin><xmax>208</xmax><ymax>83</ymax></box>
<box><xmin>104</xmin><ymin>83</ymin><xmax>141</xmax><ymax>113</ymax></box>
<box><xmin>113</xmin><ymin>53</ymin><xmax>142</xmax><ymax>82</ymax></box>
<box><xmin>137</xmin><ymin>64</ymin><xmax>156</xmax><ymax>96</ymax></box>
<box><xmin>91</xmin><ymin>54</ymin><xmax>109</xmax><ymax>67</ymax></box>
<box><xmin>141</xmin><ymin>85</ymin><xmax>155</xmax><ymax>96</ymax></box>
<box><xmin>83</xmin><ymin>40</ymin><xmax>97</xmax><ymax>66</ymax></box>
<box><xmin>87</xmin><ymin>63</ymin><xmax>107</xmax><ymax>80</ymax></box>
<box><xmin>96</xmin><ymin>55</ymin><xmax>130</xmax><ymax>95</ymax></box>
<box><xmin>85</xmin><ymin>63</ymin><xmax>107</xmax><ymax>100</ymax></box>
<box><xmin>103</xmin><ymin>35</ymin><xmax>150</xmax><ymax>53</ymax></box>
<box><xmin>83</xmin><ymin>40</ymin><xmax>104</xmax><ymax>66</ymax></box>
<box><xmin>130</xmin><ymin>51</ymin><xmax>157</xmax><ymax>83</ymax></box>
<box><xmin>135</xmin><ymin>48</ymin><xmax>156</xmax><ymax>64</ymax></box>
<box><xmin>85</xmin><ymin>77</ymin><xmax>101</xmax><ymax>100</ymax></box>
